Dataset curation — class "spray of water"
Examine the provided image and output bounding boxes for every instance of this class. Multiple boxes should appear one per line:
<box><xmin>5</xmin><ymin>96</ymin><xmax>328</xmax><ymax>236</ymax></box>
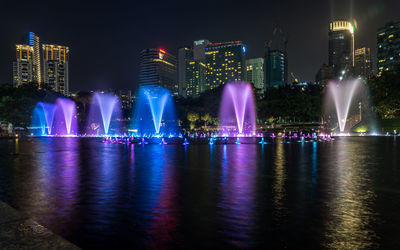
<box><xmin>328</xmin><ymin>80</ymin><xmax>360</xmax><ymax>132</ymax></box>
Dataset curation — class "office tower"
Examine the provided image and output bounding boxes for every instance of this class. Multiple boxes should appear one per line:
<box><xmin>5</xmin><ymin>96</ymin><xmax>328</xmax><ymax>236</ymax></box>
<box><xmin>246</xmin><ymin>58</ymin><xmax>264</xmax><ymax>94</ymax></box>
<box><xmin>315</xmin><ymin>63</ymin><xmax>334</xmax><ymax>87</ymax></box>
<box><xmin>178</xmin><ymin>47</ymin><xmax>192</xmax><ymax>97</ymax></box>
<box><xmin>42</xmin><ymin>44</ymin><xmax>70</xmax><ymax>95</ymax></box>
<box><xmin>328</xmin><ymin>21</ymin><xmax>355</xmax><ymax>77</ymax></box>
<box><xmin>205</xmin><ymin>41</ymin><xmax>246</xmax><ymax>90</ymax></box>
<box><xmin>13</xmin><ymin>45</ymin><xmax>35</xmax><ymax>86</ymax></box>
<box><xmin>178</xmin><ymin>41</ymin><xmax>210</xmax><ymax>98</ymax></box>
<box><xmin>138</xmin><ymin>48</ymin><xmax>177</xmax><ymax>94</ymax></box>
<box><xmin>119</xmin><ymin>90</ymin><xmax>133</xmax><ymax>110</ymax></box>
<box><xmin>354</xmin><ymin>47</ymin><xmax>372</xmax><ymax>78</ymax></box>
<box><xmin>377</xmin><ymin>21</ymin><xmax>400</xmax><ymax>75</ymax></box>
<box><xmin>265</xmin><ymin>26</ymin><xmax>288</xmax><ymax>89</ymax></box>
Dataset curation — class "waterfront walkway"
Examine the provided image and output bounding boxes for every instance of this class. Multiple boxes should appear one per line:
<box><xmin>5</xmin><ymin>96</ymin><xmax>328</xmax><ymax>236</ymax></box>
<box><xmin>0</xmin><ymin>201</ymin><xmax>79</xmax><ymax>249</ymax></box>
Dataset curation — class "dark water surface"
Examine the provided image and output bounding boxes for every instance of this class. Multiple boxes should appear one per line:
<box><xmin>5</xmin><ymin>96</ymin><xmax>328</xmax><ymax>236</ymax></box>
<box><xmin>1</xmin><ymin>137</ymin><xmax>400</xmax><ymax>249</ymax></box>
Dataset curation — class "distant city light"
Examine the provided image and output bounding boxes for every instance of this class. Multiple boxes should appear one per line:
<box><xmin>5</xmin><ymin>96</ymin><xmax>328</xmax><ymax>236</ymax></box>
<box><xmin>159</xmin><ymin>49</ymin><xmax>166</xmax><ymax>54</ymax></box>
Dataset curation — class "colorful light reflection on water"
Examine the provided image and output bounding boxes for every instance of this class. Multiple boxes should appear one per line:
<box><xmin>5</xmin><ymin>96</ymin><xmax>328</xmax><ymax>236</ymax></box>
<box><xmin>0</xmin><ymin>137</ymin><xmax>399</xmax><ymax>248</ymax></box>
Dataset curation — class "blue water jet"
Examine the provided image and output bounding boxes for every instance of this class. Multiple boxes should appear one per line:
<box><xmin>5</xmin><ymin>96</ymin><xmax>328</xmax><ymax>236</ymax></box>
<box><xmin>133</xmin><ymin>85</ymin><xmax>177</xmax><ymax>136</ymax></box>
<box><xmin>32</xmin><ymin>102</ymin><xmax>57</xmax><ymax>135</ymax></box>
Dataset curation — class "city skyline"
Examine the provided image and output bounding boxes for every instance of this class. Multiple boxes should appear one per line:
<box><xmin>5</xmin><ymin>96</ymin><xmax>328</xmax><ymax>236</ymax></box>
<box><xmin>1</xmin><ymin>0</ymin><xmax>400</xmax><ymax>92</ymax></box>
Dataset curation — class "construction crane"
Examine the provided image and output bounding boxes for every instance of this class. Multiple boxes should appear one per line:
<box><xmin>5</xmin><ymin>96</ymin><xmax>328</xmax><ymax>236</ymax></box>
<box><xmin>290</xmin><ymin>72</ymin><xmax>299</xmax><ymax>84</ymax></box>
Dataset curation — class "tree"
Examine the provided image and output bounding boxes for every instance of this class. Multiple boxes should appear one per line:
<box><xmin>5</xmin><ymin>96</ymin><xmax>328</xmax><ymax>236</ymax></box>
<box><xmin>368</xmin><ymin>65</ymin><xmax>400</xmax><ymax>118</ymax></box>
<box><xmin>201</xmin><ymin>113</ymin><xmax>211</xmax><ymax>129</ymax></box>
<box><xmin>187</xmin><ymin>112</ymin><xmax>199</xmax><ymax>130</ymax></box>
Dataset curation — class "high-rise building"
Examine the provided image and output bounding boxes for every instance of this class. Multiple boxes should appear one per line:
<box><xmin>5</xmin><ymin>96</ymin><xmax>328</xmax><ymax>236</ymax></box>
<box><xmin>118</xmin><ymin>90</ymin><xmax>133</xmax><ymax>110</ymax></box>
<box><xmin>377</xmin><ymin>21</ymin><xmax>400</xmax><ymax>75</ymax></box>
<box><xmin>193</xmin><ymin>39</ymin><xmax>210</xmax><ymax>61</ymax></box>
<box><xmin>42</xmin><ymin>44</ymin><xmax>70</xmax><ymax>95</ymax></box>
<box><xmin>205</xmin><ymin>41</ymin><xmax>246</xmax><ymax>90</ymax></box>
<box><xmin>138</xmin><ymin>48</ymin><xmax>177</xmax><ymax>94</ymax></box>
<box><xmin>178</xmin><ymin>47</ymin><xmax>192</xmax><ymax>97</ymax></box>
<box><xmin>315</xmin><ymin>63</ymin><xmax>334</xmax><ymax>87</ymax></box>
<box><xmin>265</xmin><ymin>26</ymin><xmax>288</xmax><ymax>89</ymax></box>
<box><xmin>29</xmin><ymin>32</ymin><xmax>42</xmax><ymax>85</ymax></box>
<box><xmin>13</xmin><ymin>32</ymin><xmax>42</xmax><ymax>87</ymax></box>
<box><xmin>328</xmin><ymin>21</ymin><xmax>355</xmax><ymax>77</ymax></box>
<box><xmin>13</xmin><ymin>45</ymin><xmax>35</xmax><ymax>86</ymax></box>
<box><xmin>178</xmin><ymin>42</ymin><xmax>209</xmax><ymax>98</ymax></box>
<box><xmin>246</xmin><ymin>58</ymin><xmax>264</xmax><ymax>94</ymax></box>
<box><xmin>354</xmin><ymin>47</ymin><xmax>372</xmax><ymax>78</ymax></box>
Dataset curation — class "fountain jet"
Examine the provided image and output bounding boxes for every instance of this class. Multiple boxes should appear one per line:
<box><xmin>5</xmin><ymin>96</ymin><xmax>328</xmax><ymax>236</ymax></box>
<box><xmin>87</xmin><ymin>92</ymin><xmax>120</xmax><ymax>135</ymax></box>
<box><xmin>328</xmin><ymin>80</ymin><xmax>360</xmax><ymax>132</ymax></box>
<box><xmin>33</xmin><ymin>102</ymin><xmax>57</xmax><ymax>135</ymax></box>
<box><xmin>133</xmin><ymin>85</ymin><xmax>176</xmax><ymax>136</ymax></box>
<box><xmin>219</xmin><ymin>82</ymin><xmax>256</xmax><ymax>136</ymax></box>
<box><xmin>55</xmin><ymin>98</ymin><xmax>77</xmax><ymax>135</ymax></box>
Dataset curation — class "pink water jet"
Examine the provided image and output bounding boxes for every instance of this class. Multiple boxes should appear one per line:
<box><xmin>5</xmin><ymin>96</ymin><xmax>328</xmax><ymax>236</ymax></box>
<box><xmin>219</xmin><ymin>82</ymin><xmax>256</xmax><ymax>136</ymax></box>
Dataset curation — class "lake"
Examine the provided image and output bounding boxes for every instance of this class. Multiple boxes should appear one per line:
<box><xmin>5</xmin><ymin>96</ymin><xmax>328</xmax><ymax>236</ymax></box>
<box><xmin>0</xmin><ymin>137</ymin><xmax>399</xmax><ymax>248</ymax></box>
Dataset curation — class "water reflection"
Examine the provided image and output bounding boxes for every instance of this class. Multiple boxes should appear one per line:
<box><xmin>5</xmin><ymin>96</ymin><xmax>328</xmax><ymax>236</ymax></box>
<box><xmin>0</xmin><ymin>137</ymin><xmax>396</xmax><ymax>249</ymax></box>
<box><xmin>323</xmin><ymin>138</ymin><xmax>378</xmax><ymax>249</ymax></box>
<box><xmin>273</xmin><ymin>139</ymin><xmax>286</xmax><ymax>220</ymax></box>
<box><xmin>218</xmin><ymin>144</ymin><xmax>258</xmax><ymax>247</ymax></box>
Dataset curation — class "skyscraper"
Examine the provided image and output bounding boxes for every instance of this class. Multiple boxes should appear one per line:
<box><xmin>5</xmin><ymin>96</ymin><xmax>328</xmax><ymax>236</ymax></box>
<box><xmin>29</xmin><ymin>32</ymin><xmax>42</xmax><ymax>85</ymax></box>
<box><xmin>265</xmin><ymin>26</ymin><xmax>288</xmax><ymax>89</ymax></box>
<box><xmin>178</xmin><ymin>47</ymin><xmax>192</xmax><ymax>97</ymax></box>
<box><xmin>377</xmin><ymin>21</ymin><xmax>400</xmax><ymax>75</ymax></box>
<box><xmin>13</xmin><ymin>45</ymin><xmax>35</xmax><ymax>86</ymax></box>
<box><xmin>328</xmin><ymin>21</ymin><xmax>355</xmax><ymax>77</ymax></box>
<box><xmin>354</xmin><ymin>47</ymin><xmax>372</xmax><ymax>78</ymax></box>
<box><xmin>13</xmin><ymin>32</ymin><xmax>41</xmax><ymax>87</ymax></box>
<box><xmin>315</xmin><ymin>63</ymin><xmax>334</xmax><ymax>87</ymax></box>
<box><xmin>42</xmin><ymin>44</ymin><xmax>70</xmax><ymax>95</ymax></box>
<box><xmin>205</xmin><ymin>41</ymin><xmax>246</xmax><ymax>90</ymax></box>
<box><xmin>246</xmin><ymin>58</ymin><xmax>264</xmax><ymax>94</ymax></box>
<box><xmin>138</xmin><ymin>48</ymin><xmax>177</xmax><ymax>94</ymax></box>
<box><xmin>178</xmin><ymin>40</ymin><xmax>210</xmax><ymax>97</ymax></box>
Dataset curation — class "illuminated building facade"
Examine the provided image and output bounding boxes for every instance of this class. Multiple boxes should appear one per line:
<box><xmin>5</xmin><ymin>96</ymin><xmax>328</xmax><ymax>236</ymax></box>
<box><xmin>29</xmin><ymin>32</ymin><xmax>42</xmax><ymax>85</ymax></box>
<box><xmin>205</xmin><ymin>41</ymin><xmax>246</xmax><ymax>90</ymax></box>
<box><xmin>138</xmin><ymin>48</ymin><xmax>177</xmax><ymax>94</ymax></box>
<box><xmin>265</xmin><ymin>27</ymin><xmax>288</xmax><ymax>88</ymax></box>
<box><xmin>13</xmin><ymin>45</ymin><xmax>35</xmax><ymax>86</ymax></box>
<box><xmin>377</xmin><ymin>21</ymin><xmax>400</xmax><ymax>75</ymax></box>
<box><xmin>328</xmin><ymin>21</ymin><xmax>355</xmax><ymax>77</ymax></box>
<box><xmin>42</xmin><ymin>44</ymin><xmax>70</xmax><ymax>95</ymax></box>
<box><xmin>354</xmin><ymin>47</ymin><xmax>372</xmax><ymax>78</ymax></box>
<box><xmin>246</xmin><ymin>58</ymin><xmax>264</xmax><ymax>94</ymax></box>
<box><xmin>13</xmin><ymin>32</ymin><xmax>42</xmax><ymax>87</ymax></box>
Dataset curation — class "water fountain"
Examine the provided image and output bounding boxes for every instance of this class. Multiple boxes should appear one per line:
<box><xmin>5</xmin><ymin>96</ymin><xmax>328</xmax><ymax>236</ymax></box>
<box><xmin>327</xmin><ymin>80</ymin><xmax>361</xmax><ymax>133</ymax></box>
<box><xmin>54</xmin><ymin>98</ymin><xmax>77</xmax><ymax>135</ymax></box>
<box><xmin>133</xmin><ymin>85</ymin><xmax>176</xmax><ymax>136</ymax></box>
<box><xmin>219</xmin><ymin>82</ymin><xmax>256</xmax><ymax>136</ymax></box>
<box><xmin>32</xmin><ymin>102</ymin><xmax>57</xmax><ymax>135</ymax></box>
<box><xmin>87</xmin><ymin>92</ymin><xmax>121</xmax><ymax>135</ymax></box>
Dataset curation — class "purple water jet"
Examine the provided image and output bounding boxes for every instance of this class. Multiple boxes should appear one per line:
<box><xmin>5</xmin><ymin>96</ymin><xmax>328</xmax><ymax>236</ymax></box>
<box><xmin>219</xmin><ymin>82</ymin><xmax>256</xmax><ymax>136</ymax></box>
<box><xmin>327</xmin><ymin>80</ymin><xmax>361</xmax><ymax>132</ymax></box>
<box><xmin>87</xmin><ymin>92</ymin><xmax>120</xmax><ymax>135</ymax></box>
<box><xmin>54</xmin><ymin>98</ymin><xmax>77</xmax><ymax>135</ymax></box>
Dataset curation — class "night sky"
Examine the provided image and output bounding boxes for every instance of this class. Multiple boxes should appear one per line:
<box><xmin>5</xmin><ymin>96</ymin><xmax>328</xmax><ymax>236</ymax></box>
<box><xmin>1</xmin><ymin>0</ymin><xmax>399</xmax><ymax>92</ymax></box>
